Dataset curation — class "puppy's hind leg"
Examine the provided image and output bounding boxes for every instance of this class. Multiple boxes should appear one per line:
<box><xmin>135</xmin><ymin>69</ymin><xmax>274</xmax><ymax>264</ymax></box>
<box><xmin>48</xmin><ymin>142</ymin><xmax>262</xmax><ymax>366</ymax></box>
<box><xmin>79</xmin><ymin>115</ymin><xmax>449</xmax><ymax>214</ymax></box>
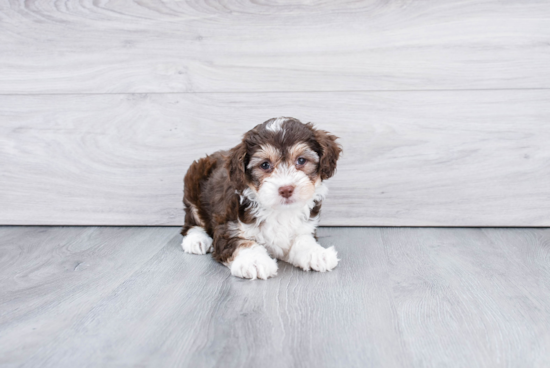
<box><xmin>181</xmin><ymin>156</ymin><xmax>217</xmax><ymax>255</ymax></box>
<box><xmin>181</xmin><ymin>226</ymin><xmax>213</xmax><ymax>255</ymax></box>
<box><xmin>181</xmin><ymin>200</ymin><xmax>212</xmax><ymax>255</ymax></box>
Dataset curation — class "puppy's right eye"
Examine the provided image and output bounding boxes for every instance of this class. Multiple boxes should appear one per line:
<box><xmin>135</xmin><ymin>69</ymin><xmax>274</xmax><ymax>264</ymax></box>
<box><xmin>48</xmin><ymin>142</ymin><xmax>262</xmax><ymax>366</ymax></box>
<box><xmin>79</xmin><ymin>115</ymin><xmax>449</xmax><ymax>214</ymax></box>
<box><xmin>260</xmin><ymin>161</ymin><xmax>271</xmax><ymax>170</ymax></box>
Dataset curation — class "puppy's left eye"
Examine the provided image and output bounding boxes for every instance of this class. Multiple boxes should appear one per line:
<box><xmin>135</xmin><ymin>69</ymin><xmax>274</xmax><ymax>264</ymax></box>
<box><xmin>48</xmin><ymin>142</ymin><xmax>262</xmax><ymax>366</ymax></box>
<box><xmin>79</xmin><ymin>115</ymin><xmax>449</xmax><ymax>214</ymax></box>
<box><xmin>296</xmin><ymin>157</ymin><xmax>307</xmax><ymax>166</ymax></box>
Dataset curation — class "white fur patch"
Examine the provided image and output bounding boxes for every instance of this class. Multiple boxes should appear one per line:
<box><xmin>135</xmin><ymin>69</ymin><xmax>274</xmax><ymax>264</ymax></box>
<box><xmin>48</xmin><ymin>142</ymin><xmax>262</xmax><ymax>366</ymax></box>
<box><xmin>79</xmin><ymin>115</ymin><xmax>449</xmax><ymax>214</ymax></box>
<box><xmin>286</xmin><ymin>235</ymin><xmax>339</xmax><ymax>272</ymax></box>
<box><xmin>229</xmin><ymin>244</ymin><xmax>278</xmax><ymax>280</ymax></box>
<box><xmin>266</xmin><ymin>117</ymin><xmax>287</xmax><ymax>133</ymax></box>
<box><xmin>233</xmin><ymin>180</ymin><xmax>328</xmax><ymax>260</ymax></box>
<box><xmin>181</xmin><ymin>226</ymin><xmax>213</xmax><ymax>255</ymax></box>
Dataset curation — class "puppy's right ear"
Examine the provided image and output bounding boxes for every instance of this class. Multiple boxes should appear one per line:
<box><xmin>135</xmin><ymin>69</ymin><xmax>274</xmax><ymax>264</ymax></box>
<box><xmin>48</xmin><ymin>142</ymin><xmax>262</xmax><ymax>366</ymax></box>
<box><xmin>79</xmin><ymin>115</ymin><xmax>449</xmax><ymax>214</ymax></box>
<box><xmin>226</xmin><ymin>142</ymin><xmax>248</xmax><ymax>191</ymax></box>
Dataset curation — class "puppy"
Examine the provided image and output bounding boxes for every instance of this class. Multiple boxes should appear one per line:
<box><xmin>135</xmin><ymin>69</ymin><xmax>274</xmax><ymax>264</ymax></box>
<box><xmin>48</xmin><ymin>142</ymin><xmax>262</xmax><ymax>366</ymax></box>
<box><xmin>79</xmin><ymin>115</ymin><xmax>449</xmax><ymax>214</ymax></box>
<box><xmin>180</xmin><ymin>117</ymin><xmax>342</xmax><ymax>280</ymax></box>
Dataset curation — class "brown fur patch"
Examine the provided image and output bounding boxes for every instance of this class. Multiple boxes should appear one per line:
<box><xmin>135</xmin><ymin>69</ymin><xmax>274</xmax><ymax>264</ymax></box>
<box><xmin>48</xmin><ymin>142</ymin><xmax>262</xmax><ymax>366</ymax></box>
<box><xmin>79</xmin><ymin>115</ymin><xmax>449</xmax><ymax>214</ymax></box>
<box><xmin>247</xmin><ymin>144</ymin><xmax>281</xmax><ymax>169</ymax></box>
<box><xmin>310</xmin><ymin>200</ymin><xmax>322</xmax><ymax>218</ymax></box>
<box><xmin>288</xmin><ymin>142</ymin><xmax>319</xmax><ymax>163</ymax></box>
<box><xmin>181</xmin><ymin>155</ymin><xmax>217</xmax><ymax>236</ymax></box>
<box><xmin>310</xmin><ymin>126</ymin><xmax>342</xmax><ymax>180</ymax></box>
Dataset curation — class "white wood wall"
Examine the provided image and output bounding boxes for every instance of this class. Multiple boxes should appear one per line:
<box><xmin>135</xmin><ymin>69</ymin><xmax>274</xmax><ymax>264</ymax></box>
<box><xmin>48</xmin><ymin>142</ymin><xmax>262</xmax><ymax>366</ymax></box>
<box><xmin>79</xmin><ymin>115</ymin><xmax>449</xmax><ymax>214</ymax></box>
<box><xmin>1</xmin><ymin>0</ymin><xmax>549</xmax><ymax>226</ymax></box>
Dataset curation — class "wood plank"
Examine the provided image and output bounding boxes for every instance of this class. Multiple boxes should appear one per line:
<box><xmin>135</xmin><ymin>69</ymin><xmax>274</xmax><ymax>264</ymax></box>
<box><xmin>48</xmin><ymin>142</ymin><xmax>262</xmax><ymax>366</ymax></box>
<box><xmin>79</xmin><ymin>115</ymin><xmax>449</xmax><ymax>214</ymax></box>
<box><xmin>1</xmin><ymin>90</ymin><xmax>549</xmax><ymax>226</ymax></box>
<box><xmin>0</xmin><ymin>226</ymin><xmax>176</xmax><ymax>365</ymax></box>
<box><xmin>1</xmin><ymin>226</ymin><xmax>549</xmax><ymax>366</ymax></box>
<box><xmin>1</xmin><ymin>0</ymin><xmax>549</xmax><ymax>93</ymax></box>
<box><xmin>378</xmin><ymin>227</ymin><xmax>550</xmax><ymax>367</ymax></box>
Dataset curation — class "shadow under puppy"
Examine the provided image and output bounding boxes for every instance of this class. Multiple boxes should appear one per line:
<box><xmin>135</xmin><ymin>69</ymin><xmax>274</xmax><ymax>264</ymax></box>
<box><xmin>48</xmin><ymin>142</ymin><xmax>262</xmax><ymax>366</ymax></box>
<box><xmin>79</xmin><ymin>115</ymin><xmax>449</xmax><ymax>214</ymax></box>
<box><xmin>181</xmin><ymin>117</ymin><xmax>342</xmax><ymax>280</ymax></box>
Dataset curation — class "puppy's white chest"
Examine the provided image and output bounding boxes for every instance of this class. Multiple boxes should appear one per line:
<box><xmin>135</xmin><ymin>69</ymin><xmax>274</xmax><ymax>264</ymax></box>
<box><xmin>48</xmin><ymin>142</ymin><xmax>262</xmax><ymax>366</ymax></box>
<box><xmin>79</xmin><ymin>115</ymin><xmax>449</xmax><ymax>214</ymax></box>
<box><xmin>249</xmin><ymin>208</ymin><xmax>316</xmax><ymax>259</ymax></box>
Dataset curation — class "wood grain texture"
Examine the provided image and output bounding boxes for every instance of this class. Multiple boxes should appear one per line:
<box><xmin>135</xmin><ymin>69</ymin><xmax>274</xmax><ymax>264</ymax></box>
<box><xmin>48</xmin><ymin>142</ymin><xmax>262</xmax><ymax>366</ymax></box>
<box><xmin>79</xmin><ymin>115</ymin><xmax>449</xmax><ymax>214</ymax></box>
<box><xmin>1</xmin><ymin>226</ymin><xmax>549</xmax><ymax>367</ymax></box>
<box><xmin>1</xmin><ymin>0</ymin><xmax>549</xmax><ymax>93</ymax></box>
<box><xmin>1</xmin><ymin>90</ymin><xmax>549</xmax><ymax>226</ymax></box>
<box><xmin>0</xmin><ymin>226</ymin><xmax>176</xmax><ymax>365</ymax></box>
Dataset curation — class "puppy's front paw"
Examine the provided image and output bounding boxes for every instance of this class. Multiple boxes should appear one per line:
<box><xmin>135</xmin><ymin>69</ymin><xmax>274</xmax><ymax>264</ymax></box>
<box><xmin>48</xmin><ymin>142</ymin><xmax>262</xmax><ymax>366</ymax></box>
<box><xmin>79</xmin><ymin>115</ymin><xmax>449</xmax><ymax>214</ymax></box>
<box><xmin>300</xmin><ymin>246</ymin><xmax>339</xmax><ymax>272</ymax></box>
<box><xmin>181</xmin><ymin>227</ymin><xmax>213</xmax><ymax>255</ymax></box>
<box><xmin>230</xmin><ymin>245</ymin><xmax>278</xmax><ymax>280</ymax></box>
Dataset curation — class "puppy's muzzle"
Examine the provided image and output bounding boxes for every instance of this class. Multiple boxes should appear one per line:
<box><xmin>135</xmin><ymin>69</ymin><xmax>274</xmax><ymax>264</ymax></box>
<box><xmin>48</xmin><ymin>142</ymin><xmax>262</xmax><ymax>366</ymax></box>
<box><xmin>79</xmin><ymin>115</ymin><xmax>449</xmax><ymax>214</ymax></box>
<box><xmin>278</xmin><ymin>185</ymin><xmax>295</xmax><ymax>199</ymax></box>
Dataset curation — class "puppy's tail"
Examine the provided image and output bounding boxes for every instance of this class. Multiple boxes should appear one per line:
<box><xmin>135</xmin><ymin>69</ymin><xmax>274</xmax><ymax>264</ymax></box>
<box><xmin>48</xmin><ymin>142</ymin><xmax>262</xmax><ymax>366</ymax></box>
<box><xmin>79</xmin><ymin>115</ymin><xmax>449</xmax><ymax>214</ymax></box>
<box><xmin>181</xmin><ymin>155</ymin><xmax>218</xmax><ymax>236</ymax></box>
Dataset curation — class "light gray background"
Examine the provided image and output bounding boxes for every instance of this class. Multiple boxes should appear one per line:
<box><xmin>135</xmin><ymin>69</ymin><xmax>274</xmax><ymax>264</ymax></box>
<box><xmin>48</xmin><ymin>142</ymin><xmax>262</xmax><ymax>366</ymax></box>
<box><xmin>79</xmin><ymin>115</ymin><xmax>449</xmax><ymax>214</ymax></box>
<box><xmin>1</xmin><ymin>0</ymin><xmax>549</xmax><ymax>226</ymax></box>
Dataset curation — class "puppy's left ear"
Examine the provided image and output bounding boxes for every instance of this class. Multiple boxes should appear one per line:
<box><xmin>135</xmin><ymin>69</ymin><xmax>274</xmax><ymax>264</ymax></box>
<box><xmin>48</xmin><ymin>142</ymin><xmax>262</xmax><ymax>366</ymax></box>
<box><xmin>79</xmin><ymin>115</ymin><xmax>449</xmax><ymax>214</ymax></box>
<box><xmin>312</xmin><ymin>126</ymin><xmax>342</xmax><ymax>180</ymax></box>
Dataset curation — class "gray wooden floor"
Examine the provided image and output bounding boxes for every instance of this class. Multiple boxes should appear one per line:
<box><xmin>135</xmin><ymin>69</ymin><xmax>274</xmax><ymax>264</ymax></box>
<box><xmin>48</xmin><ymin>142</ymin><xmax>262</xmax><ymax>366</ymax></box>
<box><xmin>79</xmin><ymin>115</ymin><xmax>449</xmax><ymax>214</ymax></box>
<box><xmin>1</xmin><ymin>226</ymin><xmax>549</xmax><ymax>367</ymax></box>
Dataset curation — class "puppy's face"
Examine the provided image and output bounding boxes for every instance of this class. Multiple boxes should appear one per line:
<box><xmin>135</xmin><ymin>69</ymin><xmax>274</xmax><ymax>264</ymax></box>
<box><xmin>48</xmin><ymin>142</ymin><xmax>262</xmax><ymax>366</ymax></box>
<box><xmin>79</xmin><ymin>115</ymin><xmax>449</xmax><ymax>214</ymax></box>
<box><xmin>247</xmin><ymin>140</ymin><xmax>320</xmax><ymax>209</ymax></box>
<box><xmin>228</xmin><ymin>117</ymin><xmax>342</xmax><ymax>210</ymax></box>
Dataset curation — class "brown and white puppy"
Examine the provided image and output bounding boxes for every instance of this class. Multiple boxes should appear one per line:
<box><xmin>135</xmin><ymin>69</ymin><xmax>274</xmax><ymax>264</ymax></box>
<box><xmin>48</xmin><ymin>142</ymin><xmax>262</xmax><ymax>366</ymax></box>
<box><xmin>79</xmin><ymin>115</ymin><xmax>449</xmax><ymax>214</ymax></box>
<box><xmin>181</xmin><ymin>117</ymin><xmax>342</xmax><ymax>280</ymax></box>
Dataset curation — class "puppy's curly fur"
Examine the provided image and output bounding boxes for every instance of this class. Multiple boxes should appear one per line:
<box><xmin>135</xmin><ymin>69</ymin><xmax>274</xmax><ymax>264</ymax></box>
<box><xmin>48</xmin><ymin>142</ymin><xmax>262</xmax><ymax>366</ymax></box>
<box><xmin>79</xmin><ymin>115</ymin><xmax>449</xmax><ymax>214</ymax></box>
<box><xmin>181</xmin><ymin>117</ymin><xmax>342</xmax><ymax>280</ymax></box>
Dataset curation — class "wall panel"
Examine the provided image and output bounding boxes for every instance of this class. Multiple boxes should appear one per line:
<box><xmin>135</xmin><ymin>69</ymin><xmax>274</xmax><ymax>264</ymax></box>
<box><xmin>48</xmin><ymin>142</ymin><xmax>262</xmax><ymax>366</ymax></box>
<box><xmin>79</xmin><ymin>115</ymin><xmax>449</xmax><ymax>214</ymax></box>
<box><xmin>0</xmin><ymin>0</ymin><xmax>549</xmax><ymax>93</ymax></box>
<box><xmin>1</xmin><ymin>91</ymin><xmax>548</xmax><ymax>226</ymax></box>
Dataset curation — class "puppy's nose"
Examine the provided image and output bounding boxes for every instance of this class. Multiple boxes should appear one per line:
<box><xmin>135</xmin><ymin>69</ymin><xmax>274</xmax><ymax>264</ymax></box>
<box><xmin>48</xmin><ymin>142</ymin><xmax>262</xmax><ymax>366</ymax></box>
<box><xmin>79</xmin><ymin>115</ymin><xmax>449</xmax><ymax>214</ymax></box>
<box><xmin>278</xmin><ymin>185</ymin><xmax>295</xmax><ymax>199</ymax></box>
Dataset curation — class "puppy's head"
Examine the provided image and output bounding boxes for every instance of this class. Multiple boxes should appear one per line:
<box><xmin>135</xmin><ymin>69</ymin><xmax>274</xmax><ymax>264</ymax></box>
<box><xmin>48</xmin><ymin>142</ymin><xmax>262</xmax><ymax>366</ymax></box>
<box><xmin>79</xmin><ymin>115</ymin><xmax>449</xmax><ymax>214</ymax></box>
<box><xmin>228</xmin><ymin>117</ymin><xmax>342</xmax><ymax>210</ymax></box>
